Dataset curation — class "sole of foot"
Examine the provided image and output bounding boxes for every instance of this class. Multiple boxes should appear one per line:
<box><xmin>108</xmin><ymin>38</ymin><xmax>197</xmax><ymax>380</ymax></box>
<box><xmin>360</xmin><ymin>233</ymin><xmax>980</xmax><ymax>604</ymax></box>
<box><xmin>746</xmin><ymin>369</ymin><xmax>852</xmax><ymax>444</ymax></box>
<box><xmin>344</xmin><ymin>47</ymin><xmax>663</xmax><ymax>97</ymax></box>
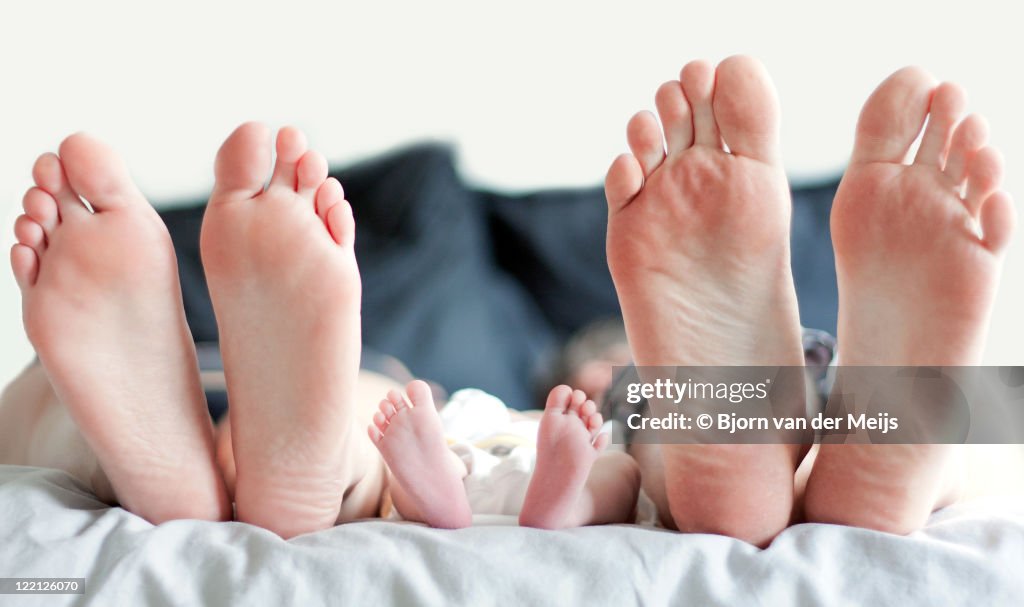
<box><xmin>604</xmin><ymin>56</ymin><xmax>806</xmax><ymax>546</ymax></box>
<box><xmin>10</xmin><ymin>134</ymin><xmax>229</xmax><ymax>523</ymax></box>
<box><xmin>201</xmin><ymin>123</ymin><xmax>364</xmax><ymax>538</ymax></box>
<box><xmin>804</xmin><ymin>67</ymin><xmax>1014</xmax><ymax>534</ymax></box>
<box><xmin>368</xmin><ymin>380</ymin><xmax>472</xmax><ymax>529</ymax></box>
<box><xmin>519</xmin><ymin>385</ymin><xmax>609</xmax><ymax>529</ymax></box>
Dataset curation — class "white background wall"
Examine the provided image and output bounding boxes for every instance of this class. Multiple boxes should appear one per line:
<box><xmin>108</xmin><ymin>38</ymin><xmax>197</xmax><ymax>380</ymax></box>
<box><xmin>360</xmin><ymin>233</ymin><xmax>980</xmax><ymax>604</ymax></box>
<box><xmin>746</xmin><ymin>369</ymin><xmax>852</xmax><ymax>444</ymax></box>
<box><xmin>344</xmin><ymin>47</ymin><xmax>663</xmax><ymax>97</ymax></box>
<box><xmin>1</xmin><ymin>0</ymin><xmax>1022</xmax><ymax>385</ymax></box>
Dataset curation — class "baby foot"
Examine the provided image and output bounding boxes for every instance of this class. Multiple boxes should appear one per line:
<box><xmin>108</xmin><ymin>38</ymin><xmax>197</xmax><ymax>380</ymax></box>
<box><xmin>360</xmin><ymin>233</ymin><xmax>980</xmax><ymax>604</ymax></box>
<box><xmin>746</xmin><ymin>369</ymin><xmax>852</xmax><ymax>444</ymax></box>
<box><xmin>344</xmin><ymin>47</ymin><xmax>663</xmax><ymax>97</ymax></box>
<box><xmin>805</xmin><ymin>68</ymin><xmax>1015</xmax><ymax>533</ymax></box>
<box><xmin>201</xmin><ymin>123</ymin><xmax>364</xmax><ymax>538</ymax></box>
<box><xmin>519</xmin><ymin>386</ymin><xmax>609</xmax><ymax>529</ymax></box>
<box><xmin>9</xmin><ymin>134</ymin><xmax>229</xmax><ymax>523</ymax></box>
<box><xmin>604</xmin><ymin>56</ymin><xmax>805</xmax><ymax>545</ymax></box>
<box><xmin>367</xmin><ymin>380</ymin><xmax>472</xmax><ymax>529</ymax></box>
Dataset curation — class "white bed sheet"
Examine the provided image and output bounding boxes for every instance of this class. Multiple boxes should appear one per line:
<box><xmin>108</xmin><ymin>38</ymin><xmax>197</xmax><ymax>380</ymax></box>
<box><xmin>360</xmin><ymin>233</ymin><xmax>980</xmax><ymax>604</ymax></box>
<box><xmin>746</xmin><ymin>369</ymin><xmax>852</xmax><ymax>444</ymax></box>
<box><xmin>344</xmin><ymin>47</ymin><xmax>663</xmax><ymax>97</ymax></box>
<box><xmin>1</xmin><ymin>465</ymin><xmax>1021</xmax><ymax>606</ymax></box>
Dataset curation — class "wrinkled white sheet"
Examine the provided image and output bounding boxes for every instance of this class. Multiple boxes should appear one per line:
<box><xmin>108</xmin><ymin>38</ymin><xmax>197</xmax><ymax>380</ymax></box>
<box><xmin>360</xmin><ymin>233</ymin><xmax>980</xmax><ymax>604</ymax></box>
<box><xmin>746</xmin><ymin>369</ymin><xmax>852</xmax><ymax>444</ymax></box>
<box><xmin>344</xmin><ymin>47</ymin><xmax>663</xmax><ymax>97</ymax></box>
<box><xmin>1</xmin><ymin>465</ymin><xmax>1021</xmax><ymax>606</ymax></box>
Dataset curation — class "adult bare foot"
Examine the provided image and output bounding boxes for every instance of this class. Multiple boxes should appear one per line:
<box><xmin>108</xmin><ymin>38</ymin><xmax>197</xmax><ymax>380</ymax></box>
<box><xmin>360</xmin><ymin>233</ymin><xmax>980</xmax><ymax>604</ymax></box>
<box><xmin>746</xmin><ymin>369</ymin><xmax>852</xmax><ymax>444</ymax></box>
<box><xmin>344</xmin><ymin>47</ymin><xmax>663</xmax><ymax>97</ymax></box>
<box><xmin>367</xmin><ymin>380</ymin><xmax>472</xmax><ymax>529</ymax></box>
<box><xmin>604</xmin><ymin>56</ymin><xmax>805</xmax><ymax>546</ymax></box>
<box><xmin>201</xmin><ymin>123</ymin><xmax>366</xmax><ymax>538</ymax></box>
<box><xmin>519</xmin><ymin>385</ymin><xmax>609</xmax><ymax>529</ymax></box>
<box><xmin>804</xmin><ymin>68</ymin><xmax>1015</xmax><ymax>533</ymax></box>
<box><xmin>9</xmin><ymin>134</ymin><xmax>230</xmax><ymax>524</ymax></box>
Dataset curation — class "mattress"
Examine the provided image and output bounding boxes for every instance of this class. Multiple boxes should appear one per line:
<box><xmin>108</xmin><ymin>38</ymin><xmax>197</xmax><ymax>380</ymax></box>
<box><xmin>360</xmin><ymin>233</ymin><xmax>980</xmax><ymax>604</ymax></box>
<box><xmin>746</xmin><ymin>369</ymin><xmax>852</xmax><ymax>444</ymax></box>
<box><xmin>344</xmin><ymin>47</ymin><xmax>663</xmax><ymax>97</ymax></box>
<box><xmin>1</xmin><ymin>465</ymin><xmax>1021</xmax><ymax>606</ymax></box>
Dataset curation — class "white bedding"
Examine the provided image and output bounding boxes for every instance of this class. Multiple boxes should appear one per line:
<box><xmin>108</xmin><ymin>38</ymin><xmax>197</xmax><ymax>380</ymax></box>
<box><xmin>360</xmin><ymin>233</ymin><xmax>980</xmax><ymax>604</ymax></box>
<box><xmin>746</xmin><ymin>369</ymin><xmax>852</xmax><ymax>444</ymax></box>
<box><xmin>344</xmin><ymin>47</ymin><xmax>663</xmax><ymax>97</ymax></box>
<box><xmin>1</xmin><ymin>465</ymin><xmax>1022</xmax><ymax>606</ymax></box>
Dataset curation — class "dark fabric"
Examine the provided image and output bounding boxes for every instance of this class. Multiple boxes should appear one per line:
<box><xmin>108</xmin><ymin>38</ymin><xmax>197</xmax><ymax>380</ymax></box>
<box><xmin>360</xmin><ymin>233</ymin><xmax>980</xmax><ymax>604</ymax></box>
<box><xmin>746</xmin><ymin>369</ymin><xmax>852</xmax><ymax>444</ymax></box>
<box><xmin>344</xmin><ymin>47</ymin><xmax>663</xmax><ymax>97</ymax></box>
<box><xmin>788</xmin><ymin>179</ymin><xmax>840</xmax><ymax>334</ymax></box>
<box><xmin>159</xmin><ymin>143</ymin><xmax>839</xmax><ymax>412</ymax></box>
<box><xmin>484</xmin><ymin>186</ymin><xmax>619</xmax><ymax>338</ymax></box>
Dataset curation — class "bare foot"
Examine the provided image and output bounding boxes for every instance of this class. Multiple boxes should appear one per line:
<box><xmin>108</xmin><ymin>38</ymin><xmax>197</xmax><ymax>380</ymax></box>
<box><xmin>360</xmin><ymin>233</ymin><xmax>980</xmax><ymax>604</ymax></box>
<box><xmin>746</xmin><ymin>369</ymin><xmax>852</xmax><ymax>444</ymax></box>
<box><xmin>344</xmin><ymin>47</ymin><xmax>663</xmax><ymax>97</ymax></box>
<box><xmin>367</xmin><ymin>380</ymin><xmax>472</xmax><ymax>529</ymax></box>
<box><xmin>805</xmin><ymin>68</ymin><xmax>1015</xmax><ymax>533</ymax></box>
<box><xmin>603</xmin><ymin>56</ymin><xmax>805</xmax><ymax>545</ymax></box>
<box><xmin>9</xmin><ymin>134</ymin><xmax>229</xmax><ymax>524</ymax></box>
<box><xmin>519</xmin><ymin>385</ymin><xmax>609</xmax><ymax>529</ymax></box>
<box><xmin>201</xmin><ymin>123</ymin><xmax>364</xmax><ymax>538</ymax></box>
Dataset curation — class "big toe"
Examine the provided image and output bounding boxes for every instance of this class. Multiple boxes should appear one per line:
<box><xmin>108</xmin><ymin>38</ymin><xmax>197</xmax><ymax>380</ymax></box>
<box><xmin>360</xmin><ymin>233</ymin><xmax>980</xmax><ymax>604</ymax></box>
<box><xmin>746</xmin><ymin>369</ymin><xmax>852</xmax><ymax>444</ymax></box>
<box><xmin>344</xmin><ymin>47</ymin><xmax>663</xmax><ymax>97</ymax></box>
<box><xmin>544</xmin><ymin>385</ymin><xmax>574</xmax><ymax>414</ymax></box>
<box><xmin>712</xmin><ymin>55</ymin><xmax>781</xmax><ymax>162</ymax></box>
<box><xmin>405</xmin><ymin>380</ymin><xmax>435</xmax><ymax>408</ymax></box>
<box><xmin>851</xmin><ymin>66</ymin><xmax>936</xmax><ymax>164</ymax></box>
<box><xmin>58</xmin><ymin>133</ymin><xmax>144</xmax><ymax>211</ymax></box>
<box><xmin>212</xmin><ymin>122</ymin><xmax>273</xmax><ymax>200</ymax></box>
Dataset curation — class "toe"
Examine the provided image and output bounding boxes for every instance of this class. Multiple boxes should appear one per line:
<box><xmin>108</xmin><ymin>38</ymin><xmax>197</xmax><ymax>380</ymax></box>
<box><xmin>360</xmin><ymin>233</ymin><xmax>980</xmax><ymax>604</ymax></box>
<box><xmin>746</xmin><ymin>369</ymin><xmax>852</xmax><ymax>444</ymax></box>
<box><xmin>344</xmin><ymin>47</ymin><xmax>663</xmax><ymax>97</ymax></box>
<box><xmin>914</xmin><ymin>82</ymin><xmax>966</xmax><ymax>168</ymax></box>
<box><xmin>379</xmin><ymin>399</ymin><xmax>397</xmax><ymax>420</ymax></box>
<box><xmin>387</xmin><ymin>389</ymin><xmax>408</xmax><ymax>410</ymax></box>
<box><xmin>313</xmin><ymin>176</ymin><xmax>351</xmax><ymax>242</ymax></box>
<box><xmin>593</xmin><ymin>432</ymin><xmax>611</xmax><ymax>451</ymax></box>
<box><xmin>213</xmin><ymin>122</ymin><xmax>273</xmax><ymax>200</ymax></box>
<box><xmin>406</xmin><ymin>380</ymin><xmax>435</xmax><ymax>408</ymax></box>
<box><xmin>579</xmin><ymin>400</ymin><xmax>597</xmax><ymax>419</ymax></box>
<box><xmin>22</xmin><ymin>188</ymin><xmax>60</xmax><ymax>238</ymax></box>
<box><xmin>14</xmin><ymin>215</ymin><xmax>46</xmax><ymax>255</ymax></box>
<box><xmin>568</xmin><ymin>389</ymin><xmax>587</xmax><ymax>413</ymax></box>
<box><xmin>850</xmin><ymin>66</ymin><xmax>936</xmax><ymax>164</ymax></box>
<box><xmin>316</xmin><ymin>178</ymin><xmax>344</xmax><ymax>221</ymax></box>
<box><xmin>32</xmin><ymin>153</ymin><xmax>88</xmax><ymax>218</ymax></box>
<box><xmin>10</xmin><ymin>244</ymin><xmax>39</xmax><ymax>289</ymax></box>
<box><xmin>367</xmin><ymin>424</ymin><xmax>384</xmax><ymax>445</ymax></box>
<box><xmin>626</xmin><ymin>111</ymin><xmax>665</xmax><ymax>176</ymax></box>
<box><xmin>945</xmin><ymin>114</ymin><xmax>989</xmax><ymax>186</ymax></box>
<box><xmin>964</xmin><ymin>147</ymin><xmax>1003</xmax><ymax>215</ymax></box>
<box><xmin>269</xmin><ymin>127</ymin><xmax>308</xmax><ymax>191</ymax></box>
<box><xmin>604</xmin><ymin>153</ymin><xmax>644</xmax><ymax>212</ymax></box>
<box><xmin>296</xmin><ymin>150</ymin><xmax>328</xmax><ymax>197</ymax></box>
<box><xmin>712</xmin><ymin>55</ymin><xmax>781</xmax><ymax>162</ymax></box>
<box><xmin>979</xmin><ymin>191</ymin><xmax>1016</xmax><ymax>254</ymax></box>
<box><xmin>586</xmin><ymin>411</ymin><xmax>604</xmax><ymax>432</ymax></box>
<box><xmin>326</xmin><ymin>200</ymin><xmax>356</xmax><ymax>247</ymax></box>
<box><xmin>58</xmin><ymin>133</ymin><xmax>145</xmax><ymax>211</ymax></box>
<box><xmin>544</xmin><ymin>385</ymin><xmax>573</xmax><ymax>414</ymax></box>
<box><xmin>655</xmin><ymin>80</ymin><xmax>694</xmax><ymax>154</ymax></box>
<box><xmin>680</xmin><ymin>60</ymin><xmax>720</xmax><ymax>147</ymax></box>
